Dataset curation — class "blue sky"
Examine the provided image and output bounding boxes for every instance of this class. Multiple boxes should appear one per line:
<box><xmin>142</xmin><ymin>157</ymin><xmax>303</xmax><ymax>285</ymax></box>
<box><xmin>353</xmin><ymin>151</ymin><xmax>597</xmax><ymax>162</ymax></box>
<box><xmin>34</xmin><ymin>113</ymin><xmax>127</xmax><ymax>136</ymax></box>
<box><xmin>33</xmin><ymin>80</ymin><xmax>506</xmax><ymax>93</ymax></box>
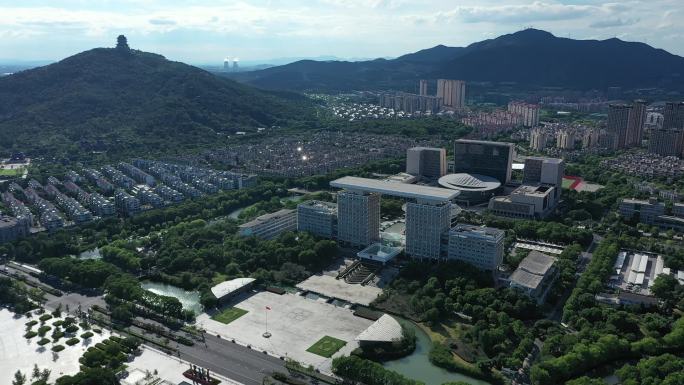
<box><xmin>0</xmin><ymin>1</ymin><xmax>682</xmax><ymax>64</ymax></box>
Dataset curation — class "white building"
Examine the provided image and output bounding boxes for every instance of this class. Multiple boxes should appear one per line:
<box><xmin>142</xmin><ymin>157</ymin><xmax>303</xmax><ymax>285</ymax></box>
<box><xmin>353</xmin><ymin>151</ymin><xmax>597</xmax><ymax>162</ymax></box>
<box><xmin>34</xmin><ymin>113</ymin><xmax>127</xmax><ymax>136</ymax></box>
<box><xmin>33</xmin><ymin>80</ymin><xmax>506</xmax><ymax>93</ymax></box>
<box><xmin>447</xmin><ymin>224</ymin><xmax>504</xmax><ymax>270</ymax></box>
<box><xmin>336</xmin><ymin>191</ymin><xmax>381</xmax><ymax>247</ymax></box>
<box><xmin>238</xmin><ymin>209</ymin><xmax>297</xmax><ymax>240</ymax></box>
<box><xmin>405</xmin><ymin>201</ymin><xmax>451</xmax><ymax>260</ymax></box>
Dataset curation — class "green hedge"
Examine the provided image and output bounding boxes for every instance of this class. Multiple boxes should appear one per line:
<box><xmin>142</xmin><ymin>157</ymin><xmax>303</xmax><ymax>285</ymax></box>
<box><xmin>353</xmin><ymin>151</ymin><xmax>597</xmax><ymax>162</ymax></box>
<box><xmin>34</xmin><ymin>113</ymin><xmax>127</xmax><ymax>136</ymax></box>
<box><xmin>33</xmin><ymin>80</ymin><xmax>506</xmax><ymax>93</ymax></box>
<box><xmin>39</xmin><ymin>314</ymin><xmax>53</xmax><ymax>322</ymax></box>
<box><xmin>37</xmin><ymin>338</ymin><xmax>50</xmax><ymax>346</ymax></box>
<box><xmin>81</xmin><ymin>332</ymin><xmax>94</xmax><ymax>339</ymax></box>
<box><xmin>52</xmin><ymin>345</ymin><xmax>65</xmax><ymax>352</ymax></box>
<box><xmin>24</xmin><ymin>331</ymin><xmax>38</xmax><ymax>339</ymax></box>
<box><xmin>66</xmin><ymin>337</ymin><xmax>80</xmax><ymax>346</ymax></box>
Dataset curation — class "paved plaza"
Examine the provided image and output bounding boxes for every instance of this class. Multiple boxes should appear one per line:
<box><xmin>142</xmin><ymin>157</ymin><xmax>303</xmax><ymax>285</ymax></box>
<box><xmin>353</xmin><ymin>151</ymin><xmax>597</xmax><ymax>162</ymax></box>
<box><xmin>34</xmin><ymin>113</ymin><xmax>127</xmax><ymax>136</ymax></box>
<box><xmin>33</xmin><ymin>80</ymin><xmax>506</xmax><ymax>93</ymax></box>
<box><xmin>0</xmin><ymin>309</ymin><xmax>110</xmax><ymax>384</ymax></box>
<box><xmin>196</xmin><ymin>291</ymin><xmax>374</xmax><ymax>372</ymax></box>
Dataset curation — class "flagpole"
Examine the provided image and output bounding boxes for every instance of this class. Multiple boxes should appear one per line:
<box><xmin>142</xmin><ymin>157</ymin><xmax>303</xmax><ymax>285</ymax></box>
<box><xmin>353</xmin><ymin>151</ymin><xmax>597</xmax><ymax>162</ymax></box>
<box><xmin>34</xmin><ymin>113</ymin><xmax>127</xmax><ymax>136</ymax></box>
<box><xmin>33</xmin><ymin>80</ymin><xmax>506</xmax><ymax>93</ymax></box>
<box><xmin>263</xmin><ymin>306</ymin><xmax>272</xmax><ymax>338</ymax></box>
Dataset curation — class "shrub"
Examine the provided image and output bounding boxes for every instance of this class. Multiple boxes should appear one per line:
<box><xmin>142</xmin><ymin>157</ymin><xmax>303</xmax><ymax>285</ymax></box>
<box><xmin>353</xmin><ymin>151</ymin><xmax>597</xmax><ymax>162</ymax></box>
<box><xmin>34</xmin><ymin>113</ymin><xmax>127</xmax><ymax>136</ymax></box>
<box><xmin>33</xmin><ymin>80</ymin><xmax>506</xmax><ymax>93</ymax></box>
<box><xmin>81</xmin><ymin>332</ymin><xmax>94</xmax><ymax>339</ymax></box>
<box><xmin>93</xmin><ymin>328</ymin><xmax>102</xmax><ymax>334</ymax></box>
<box><xmin>53</xmin><ymin>320</ymin><xmax>64</xmax><ymax>327</ymax></box>
<box><xmin>65</xmin><ymin>325</ymin><xmax>79</xmax><ymax>333</ymax></box>
<box><xmin>25</xmin><ymin>320</ymin><xmax>38</xmax><ymax>327</ymax></box>
<box><xmin>52</xmin><ymin>331</ymin><xmax>65</xmax><ymax>341</ymax></box>
<box><xmin>37</xmin><ymin>338</ymin><xmax>50</xmax><ymax>346</ymax></box>
<box><xmin>66</xmin><ymin>337</ymin><xmax>80</xmax><ymax>346</ymax></box>
<box><xmin>37</xmin><ymin>326</ymin><xmax>51</xmax><ymax>336</ymax></box>
<box><xmin>24</xmin><ymin>331</ymin><xmax>38</xmax><ymax>339</ymax></box>
<box><xmin>39</xmin><ymin>314</ymin><xmax>52</xmax><ymax>322</ymax></box>
<box><xmin>177</xmin><ymin>336</ymin><xmax>194</xmax><ymax>346</ymax></box>
<box><xmin>52</xmin><ymin>345</ymin><xmax>65</xmax><ymax>352</ymax></box>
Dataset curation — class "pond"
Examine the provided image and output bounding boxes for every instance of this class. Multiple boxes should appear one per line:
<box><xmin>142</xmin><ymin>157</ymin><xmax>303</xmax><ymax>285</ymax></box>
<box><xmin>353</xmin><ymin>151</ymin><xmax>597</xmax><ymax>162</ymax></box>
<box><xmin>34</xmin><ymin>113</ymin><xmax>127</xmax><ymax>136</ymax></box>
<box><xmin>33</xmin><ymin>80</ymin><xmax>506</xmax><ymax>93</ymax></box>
<box><xmin>383</xmin><ymin>321</ymin><xmax>490</xmax><ymax>385</ymax></box>
<box><xmin>141</xmin><ymin>281</ymin><xmax>203</xmax><ymax>315</ymax></box>
<box><xmin>77</xmin><ymin>248</ymin><xmax>102</xmax><ymax>260</ymax></box>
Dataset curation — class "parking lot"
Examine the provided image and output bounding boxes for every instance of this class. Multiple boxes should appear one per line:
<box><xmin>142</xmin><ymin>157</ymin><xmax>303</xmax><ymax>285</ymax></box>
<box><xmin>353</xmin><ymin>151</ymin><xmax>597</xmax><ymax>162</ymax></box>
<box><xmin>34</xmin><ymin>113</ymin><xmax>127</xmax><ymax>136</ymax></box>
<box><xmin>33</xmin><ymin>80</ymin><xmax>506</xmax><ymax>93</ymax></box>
<box><xmin>196</xmin><ymin>291</ymin><xmax>374</xmax><ymax>372</ymax></box>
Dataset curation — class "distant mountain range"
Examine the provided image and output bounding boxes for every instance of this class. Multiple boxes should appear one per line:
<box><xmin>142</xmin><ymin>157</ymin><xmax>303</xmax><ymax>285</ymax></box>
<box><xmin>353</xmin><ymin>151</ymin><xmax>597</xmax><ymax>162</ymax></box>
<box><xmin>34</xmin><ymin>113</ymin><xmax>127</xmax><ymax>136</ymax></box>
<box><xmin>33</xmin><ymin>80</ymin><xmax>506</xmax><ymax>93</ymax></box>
<box><xmin>0</xmin><ymin>43</ymin><xmax>312</xmax><ymax>157</ymax></box>
<box><xmin>234</xmin><ymin>29</ymin><xmax>684</xmax><ymax>92</ymax></box>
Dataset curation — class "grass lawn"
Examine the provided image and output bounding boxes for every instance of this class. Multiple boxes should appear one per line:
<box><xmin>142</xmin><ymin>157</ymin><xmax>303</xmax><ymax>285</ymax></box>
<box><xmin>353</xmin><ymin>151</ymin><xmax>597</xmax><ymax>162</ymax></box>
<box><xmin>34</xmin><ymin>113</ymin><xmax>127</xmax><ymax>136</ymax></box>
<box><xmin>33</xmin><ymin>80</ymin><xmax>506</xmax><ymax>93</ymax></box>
<box><xmin>306</xmin><ymin>336</ymin><xmax>346</xmax><ymax>358</ymax></box>
<box><xmin>211</xmin><ymin>307</ymin><xmax>248</xmax><ymax>324</ymax></box>
<box><xmin>0</xmin><ymin>167</ymin><xmax>24</xmax><ymax>176</ymax></box>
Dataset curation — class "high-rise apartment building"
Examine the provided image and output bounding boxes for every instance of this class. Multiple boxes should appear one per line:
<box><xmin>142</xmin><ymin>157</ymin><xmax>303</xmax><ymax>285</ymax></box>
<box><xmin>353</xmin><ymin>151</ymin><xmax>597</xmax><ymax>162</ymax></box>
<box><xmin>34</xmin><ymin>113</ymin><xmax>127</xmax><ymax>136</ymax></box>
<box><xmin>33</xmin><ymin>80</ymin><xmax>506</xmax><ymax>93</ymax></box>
<box><xmin>649</xmin><ymin>101</ymin><xmax>684</xmax><ymax>157</ymax></box>
<box><xmin>453</xmin><ymin>140</ymin><xmax>514</xmax><ymax>184</ymax></box>
<box><xmin>436</xmin><ymin>79</ymin><xmax>466</xmax><ymax>109</ymax></box>
<box><xmin>556</xmin><ymin>129</ymin><xmax>576</xmax><ymax>150</ymax></box>
<box><xmin>626</xmin><ymin>100</ymin><xmax>647</xmax><ymax>147</ymax></box>
<box><xmin>405</xmin><ymin>201</ymin><xmax>451</xmax><ymax>260</ymax></box>
<box><xmin>336</xmin><ymin>191</ymin><xmax>380</xmax><ymax>247</ymax></box>
<box><xmin>406</xmin><ymin>147</ymin><xmax>447</xmax><ymax>180</ymax></box>
<box><xmin>529</xmin><ymin>128</ymin><xmax>547</xmax><ymax>151</ymax></box>
<box><xmin>583</xmin><ymin>128</ymin><xmax>601</xmax><ymax>149</ymax></box>
<box><xmin>447</xmin><ymin>224</ymin><xmax>504</xmax><ymax>270</ymax></box>
<box><xmin>507</xmin><ymin>101</ymin><xmax>540</xmax><ymax>127</ymax></box>
<box><xmin>607</xmin><ymin>103</ymin><xmax>632</xmax><ymax>149</ymax></box>
<box><xmin>419</xmin><ymin>79</ymin><xmax>428</xmax><ymax>96</ymax></box>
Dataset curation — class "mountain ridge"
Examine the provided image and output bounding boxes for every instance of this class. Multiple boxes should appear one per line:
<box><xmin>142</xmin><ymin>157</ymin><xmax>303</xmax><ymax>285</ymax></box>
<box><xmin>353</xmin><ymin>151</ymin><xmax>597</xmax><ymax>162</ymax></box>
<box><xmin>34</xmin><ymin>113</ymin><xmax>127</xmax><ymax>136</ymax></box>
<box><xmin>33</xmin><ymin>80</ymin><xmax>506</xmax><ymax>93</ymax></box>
<box><xmin>0</xmin><ymin>44</ymin><xmax>312</xmax><ymax>158</ymax></box>
<box><xmin>233</xmin><ymin>29</ymin><xmax>684</xmax><ymax>92</ymax></box>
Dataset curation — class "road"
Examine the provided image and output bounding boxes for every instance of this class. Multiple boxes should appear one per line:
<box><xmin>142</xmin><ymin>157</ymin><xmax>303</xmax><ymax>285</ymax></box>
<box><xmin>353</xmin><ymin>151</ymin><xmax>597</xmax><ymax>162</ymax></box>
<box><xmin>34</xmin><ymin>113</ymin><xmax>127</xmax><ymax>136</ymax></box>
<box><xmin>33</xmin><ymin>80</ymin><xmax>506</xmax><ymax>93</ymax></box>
<box><xmin>175</xmin><ymin>334</ymin><xmax>287</xmax><ymax>385</ymax></box>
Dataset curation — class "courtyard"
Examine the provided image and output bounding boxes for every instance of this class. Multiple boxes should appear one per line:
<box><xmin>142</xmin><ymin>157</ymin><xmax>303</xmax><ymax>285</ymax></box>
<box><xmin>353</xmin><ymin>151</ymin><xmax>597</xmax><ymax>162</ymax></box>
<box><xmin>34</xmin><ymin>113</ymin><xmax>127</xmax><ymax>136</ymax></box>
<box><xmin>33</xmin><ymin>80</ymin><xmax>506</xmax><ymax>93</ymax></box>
<box><xmin>196</xmin><ymin>291</ymin><xmax>375</xmax><ymax>372</ymax></box>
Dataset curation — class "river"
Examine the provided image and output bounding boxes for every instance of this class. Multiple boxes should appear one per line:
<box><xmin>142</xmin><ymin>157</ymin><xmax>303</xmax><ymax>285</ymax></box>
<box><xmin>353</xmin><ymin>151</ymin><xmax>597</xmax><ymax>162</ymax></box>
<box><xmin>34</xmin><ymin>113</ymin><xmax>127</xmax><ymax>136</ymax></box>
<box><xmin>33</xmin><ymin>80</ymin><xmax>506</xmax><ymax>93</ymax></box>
<box><xmin>383</xmin><ymin>321</ymin><xmax>490</xmax><ymax>385</ymax></box>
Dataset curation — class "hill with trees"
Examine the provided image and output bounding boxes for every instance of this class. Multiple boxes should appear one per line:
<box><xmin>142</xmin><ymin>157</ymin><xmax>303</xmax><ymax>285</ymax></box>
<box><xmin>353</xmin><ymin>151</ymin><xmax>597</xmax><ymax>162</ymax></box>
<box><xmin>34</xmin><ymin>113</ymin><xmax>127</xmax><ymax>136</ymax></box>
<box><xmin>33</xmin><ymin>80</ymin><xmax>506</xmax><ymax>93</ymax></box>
<box><xmin>0</xmin><ymin>36</ymin><xmax>314</xmax><ymax>159</ymax></box>
<box><xmin>235</xmin><ymin>29</ymin><xmax>684</xmax><ymax>92</ymax></box>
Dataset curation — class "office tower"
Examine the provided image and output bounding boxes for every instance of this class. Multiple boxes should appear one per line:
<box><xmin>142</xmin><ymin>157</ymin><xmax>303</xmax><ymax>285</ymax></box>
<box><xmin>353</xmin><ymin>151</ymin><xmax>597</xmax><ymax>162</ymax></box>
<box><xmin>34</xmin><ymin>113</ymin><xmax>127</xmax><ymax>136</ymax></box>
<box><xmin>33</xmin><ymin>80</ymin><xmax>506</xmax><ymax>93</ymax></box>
<box><xmin>405</xmin><ymin>201</ymin><xmax>451</xmax><ymax>260</ymax></box>
<box><xmin>419</xmin><ymin>80</ymin><xmax>428</xmax><ymax>96</ymax></box>
<box><xmin>607</xmin><ymin>104</ymin><xmax>632</xmax><ymax>149</ymax></box>
<box><xmin>508</xmin><ymin>101</ymin><xmax>540</xmax><ymax>127</ymax></box>
<box><xmin>336</xmin><ymin>191</ymin><xmax>380</xmax><ymax>247</ymax></box>
<box><xmin>447</xmin><ymin>224</ymin><xmax>505</xmax><ymax>270</ymax></box>
<box><xmin>453</xmin><ymin>139</ymin><xmax>514</xmax><ymax>184</ymax></box>
<box><xmin>406</xmin><ymin>147</ymin><xmax>447</xmax><ymax>180</ymax></box>
<box><xmin>523</xmin><ymin>157</ymin><xmax>564</xmax><ymax>201</ymax></box>
<box><xmin>626</xmin><ymin>100</ymin><xmax>647</xmax><ymax>147</ymax></box>
<box><xmin>556</xmin><ymin>129</ymin><xmax>575</xmax><ymax>150</ymax></box>
<box><xmin>529</xmin><ymin>128</ymin><xmax>547</xmax><ymax>151</ymax></box>
<box><xmin>437</xmin><ymin>79</ymin><xmax>466</xmax><ymax>109</ymax></box>
<box><xmin>223</xmin><ymin>58</ymin><xmax>229</xmax><ymax>71</ymax></box>
<box><xmin>583</xmin><ymin>128</ymin><xmax>601</xmax><ymax>149</ymax></box>
<box><xmin>297</xmin><ymin>200</ymin><xmax>337</xmax><ymax>238</ymax></box>
<box><xmin>232</xmin><ymin>59</ymin><xmax>239</xmax><ymax>72</ymax></box>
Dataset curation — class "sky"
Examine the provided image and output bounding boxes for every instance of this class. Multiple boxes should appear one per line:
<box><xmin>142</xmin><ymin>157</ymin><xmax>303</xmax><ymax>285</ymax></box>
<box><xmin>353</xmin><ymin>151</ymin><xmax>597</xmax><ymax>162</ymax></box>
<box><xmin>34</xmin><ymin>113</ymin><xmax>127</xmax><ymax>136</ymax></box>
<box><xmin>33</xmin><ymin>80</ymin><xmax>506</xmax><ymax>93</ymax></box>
<box><xmin>0</xmin><ymin>0</ymin><xmax>683</xmax><ymax>64</ymax></box>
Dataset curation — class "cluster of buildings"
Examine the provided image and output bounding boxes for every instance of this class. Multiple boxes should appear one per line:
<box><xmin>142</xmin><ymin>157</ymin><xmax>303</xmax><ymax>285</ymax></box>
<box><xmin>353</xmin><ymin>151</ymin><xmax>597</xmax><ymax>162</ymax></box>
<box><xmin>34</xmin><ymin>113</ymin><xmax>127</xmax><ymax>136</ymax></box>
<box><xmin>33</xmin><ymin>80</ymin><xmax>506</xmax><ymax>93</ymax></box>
<box><xmin>460</xmin><ymin>101</ymin><xmax>540</xmax><ymax>138</ymax></box>
<box><xmin>619</xmin><ymin>197</ymin><xmax>684</xmax><ymax>232</ymax></box>
<box><xmin>601</xmin><ymin>153</ymin><xmax>684</xmax><ymax>180</ymax></box>
<box><xmin>377</xmin><ymin>79</ymin><xmax>466</xmax><ymax>114</ymax></box>
<box><xmin>0</xmin><ymin>160</ymin><xmax>259</xmax><ymax>243</ymax></box>
<box><xmin>648</xmin><ymin>102</ymin><xmax>684</xmax><ymax>157</ymax></box>
<box><xmin>205</xmin><ymin>132</ymin><xmax>433</xmax><ymax>178</ymax></box>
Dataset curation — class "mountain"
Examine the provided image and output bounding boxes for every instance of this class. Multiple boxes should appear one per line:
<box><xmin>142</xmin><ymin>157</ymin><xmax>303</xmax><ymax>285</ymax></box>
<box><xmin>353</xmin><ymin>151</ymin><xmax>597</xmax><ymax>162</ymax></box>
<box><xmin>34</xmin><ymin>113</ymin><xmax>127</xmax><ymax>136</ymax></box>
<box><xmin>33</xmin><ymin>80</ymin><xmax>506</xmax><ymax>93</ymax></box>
<box><xmin>235</xmin><ymin>29</ymin><xmax>684</xmax><ymax>92</ymax></box>
<box><xmin>0</xmin><ymin>41</ymin><xmax>312</xmax><ymax>158</ymax></box>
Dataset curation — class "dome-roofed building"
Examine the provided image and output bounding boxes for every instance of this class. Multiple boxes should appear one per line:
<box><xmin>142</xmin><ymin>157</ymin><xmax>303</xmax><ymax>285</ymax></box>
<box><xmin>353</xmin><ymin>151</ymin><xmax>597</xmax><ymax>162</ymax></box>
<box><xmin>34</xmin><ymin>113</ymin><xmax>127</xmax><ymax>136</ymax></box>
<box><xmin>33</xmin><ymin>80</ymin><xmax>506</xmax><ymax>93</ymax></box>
<box><xmin>438</xmin><ymin>173</ymin><xmax>501</xmax><ymax>205</ymax></box>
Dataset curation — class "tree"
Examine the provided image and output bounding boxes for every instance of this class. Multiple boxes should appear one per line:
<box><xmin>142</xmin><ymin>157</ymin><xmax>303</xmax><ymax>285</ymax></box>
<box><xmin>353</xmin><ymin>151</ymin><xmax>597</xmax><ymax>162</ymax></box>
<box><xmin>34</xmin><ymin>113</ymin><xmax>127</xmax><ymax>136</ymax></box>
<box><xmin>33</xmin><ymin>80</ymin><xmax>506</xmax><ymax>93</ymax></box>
<box><xmin>12</xmin><ymin>370</ymin><xmax>26</xmax><ymax>385</ymax></box>
<box><xmin>651</xmin><ymin>275</ymin><xmax>678</xmax><ymax>303</ymax></box>
<box><xmin>31</xmin><ymin>365</ymin><xmax>40</xmax><ymax>380</ymax></box>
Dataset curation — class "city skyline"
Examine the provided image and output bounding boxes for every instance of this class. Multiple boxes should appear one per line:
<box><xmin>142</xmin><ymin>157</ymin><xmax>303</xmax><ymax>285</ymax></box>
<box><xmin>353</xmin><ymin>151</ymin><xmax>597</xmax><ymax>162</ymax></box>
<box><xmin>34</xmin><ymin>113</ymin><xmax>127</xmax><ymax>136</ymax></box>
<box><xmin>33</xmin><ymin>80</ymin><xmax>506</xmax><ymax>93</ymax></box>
<box><xmin>0</xmin><ymin>1</ymin><xmax>683</xmax><ymax>64</ymax></box>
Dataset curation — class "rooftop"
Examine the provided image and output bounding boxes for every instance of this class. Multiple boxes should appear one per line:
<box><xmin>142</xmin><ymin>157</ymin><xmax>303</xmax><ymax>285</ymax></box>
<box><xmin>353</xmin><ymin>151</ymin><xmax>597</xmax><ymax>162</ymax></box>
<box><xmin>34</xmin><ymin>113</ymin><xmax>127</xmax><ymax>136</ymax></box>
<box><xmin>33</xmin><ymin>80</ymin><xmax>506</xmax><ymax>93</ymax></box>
<box><xmin>330</xmin><ymin>176</ymin><xmax>459</xmax><ymax>202</ymax></box>
<box><xmin>298</xmin><ymin>200</ymin><xmax>336</xmax><ymax>213</ymax></box>
<box><xmin>239</xmin><ymin>208</ymin><xmax>295</xmax><ymax>229</ymax></box>
<box><xmin>438</xmin><ymin>173</ymin><xmax>501</xmax><ymax>191</ymax></box>
<box><xmin>210</xmin><ymin>277</ymin><xmax>255</xmax><ymax>299</ymax></box>
<box><xmin>512</xmin><ymin>184</ymin><xmax>554</xmax><ymax>196</ymax></box>
<box><xmin>450</xmin><ymin>224</ymin><xmax>505</xmax><ymax>240</ymax></box>
<box><xmin>455</xmin><ymin>139</ymin><xmax>514</xmax><ymax>148</ymax></box>
<box><xmin>355</xmin><ymin>314</ymin><xmax>403</xmax><ymax>343</ymax></box>
<box><xmin>509</xmin><ymin>251</ymin><xmax>556</xmax><ymax>290</ymax></box>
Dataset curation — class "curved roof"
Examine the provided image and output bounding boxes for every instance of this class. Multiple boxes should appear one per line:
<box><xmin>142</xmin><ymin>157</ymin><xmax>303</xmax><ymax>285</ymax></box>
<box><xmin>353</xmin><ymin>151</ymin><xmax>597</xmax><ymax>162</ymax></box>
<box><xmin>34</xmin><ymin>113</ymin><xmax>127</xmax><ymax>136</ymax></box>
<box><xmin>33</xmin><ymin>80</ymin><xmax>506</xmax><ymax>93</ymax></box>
<box><xmin>211</xmin><ymin>278</ymin><xmax>255</xmax><ymax>299</ymax></box>
<box><xmin>331</xmin><ymin>176</ymin><xmax>459</xmax><ymax>202</ymax></box>
<box><xmin>355</xmin><ymin>314</ymin><xmax>403</xmax><ymax>343</ymax></box>
<box><xmin>438</xmin><ymin>173</ymin><xmax>501</xmax><ymax>191</ymax></box>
